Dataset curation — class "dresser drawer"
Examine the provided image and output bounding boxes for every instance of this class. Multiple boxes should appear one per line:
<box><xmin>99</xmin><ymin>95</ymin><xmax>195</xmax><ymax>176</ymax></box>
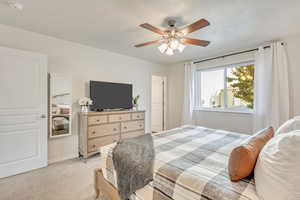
<box><xmin>88</xmin><ymin>134</ymin><xmax>119</xmax><ymax>153</ymax></box>
<box><xmin>121</xmin><ymin>131</ymin><xmax>144</xmax><ymax>140</ymax></box>
<box><xmin>88</xmin><ymin>115</ymin><xmax>107</xmax><ymax>125</ymax></box>
<box><xmin>109</xmin><ymin>113</ymin><xmax>131</xmax><ymax>122</ymax></box>
<box><xmin>88</xmin><ymin>123</ymin><xmax>120</xmax><ymax>138</ymax></box>
<box><xmin>121</xmin><ymin>120</ymin><xmax>144</xmax><ymax>132</ymax></box>
<box><xmin>131</xmin><ymin>112</ymin><xmax>145</xmax><ymax>120</ymax></box>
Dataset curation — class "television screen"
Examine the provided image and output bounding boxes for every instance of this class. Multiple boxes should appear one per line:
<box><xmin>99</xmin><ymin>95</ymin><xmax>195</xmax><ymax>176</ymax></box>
<box><xmin>90</xmin><ymin>81</ymin><xmax>132</xmax><ymax>111</ymax></box>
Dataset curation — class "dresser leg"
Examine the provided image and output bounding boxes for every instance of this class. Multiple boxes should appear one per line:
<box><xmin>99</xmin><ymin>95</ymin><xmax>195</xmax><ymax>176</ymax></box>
<box><xmin>79</xmin><ymin>153</ymin><xmax>88</xmax><ymax>163</ymax></box>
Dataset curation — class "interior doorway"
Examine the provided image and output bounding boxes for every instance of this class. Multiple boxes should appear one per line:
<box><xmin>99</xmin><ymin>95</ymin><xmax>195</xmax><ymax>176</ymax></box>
<box><xmin>151</xmin><ymin>75</ymin><xmax>167</xmax><ymax>133</ymax></box>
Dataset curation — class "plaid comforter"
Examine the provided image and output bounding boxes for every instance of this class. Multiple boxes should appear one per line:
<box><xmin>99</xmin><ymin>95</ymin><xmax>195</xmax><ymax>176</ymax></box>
<box><xmin>100</xmin><ymin>125</ymin><xmax>259</xmax><ymax>200</ymax></box>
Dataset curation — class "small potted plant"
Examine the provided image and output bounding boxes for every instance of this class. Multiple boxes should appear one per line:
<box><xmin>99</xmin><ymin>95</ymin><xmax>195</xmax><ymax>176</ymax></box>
<box><xmin>132</xmin><ymin>95</ymin><xmax>140</xmax><ymax>110</ymax></box>
<box><xmin>78</xmin><ymin>97</ymin><xmax>93</xmax><ymax>112</ymax></box>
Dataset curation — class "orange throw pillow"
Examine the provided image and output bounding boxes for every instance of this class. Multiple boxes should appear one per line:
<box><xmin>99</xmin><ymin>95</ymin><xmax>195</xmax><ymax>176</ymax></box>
<box><xmin>228</xmin><ymin>127</ymin><xmax>274</xmax><ymax>182</ymax></box>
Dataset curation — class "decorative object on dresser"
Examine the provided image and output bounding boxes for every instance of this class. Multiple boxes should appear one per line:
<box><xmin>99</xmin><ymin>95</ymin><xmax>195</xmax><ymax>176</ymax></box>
<box><xmin>49</xmin><ymin>73</ymin><xmax>72</xmax><ymax>138</ymax></box>
<box><xmin>78</xmin><ymin>97</ymin><xmax>93</xmax><ymax>112</ymax></box>
<box><xmin>132</xmin><ymin>95</ymin><xmax>140</xmax><ymax>110</ymax></box>
<box><xmin>79</xmin><ymin>110</ymin><xmax>145</xmax><ymax>159</ymax></box>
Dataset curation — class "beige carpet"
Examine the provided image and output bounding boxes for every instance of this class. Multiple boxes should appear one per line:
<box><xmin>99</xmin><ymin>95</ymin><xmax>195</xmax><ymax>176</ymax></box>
<box><xmin>0</xmin><ymin>156</ymin><xmax>101</xmax><ymax>200</ymax></box>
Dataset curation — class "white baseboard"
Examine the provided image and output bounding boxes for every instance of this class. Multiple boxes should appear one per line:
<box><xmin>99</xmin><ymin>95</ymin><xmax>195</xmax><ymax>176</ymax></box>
<box><xmin>48</xmin><ymin>153</ymin><xmax>78</xmax><ymax>165</ymax></box>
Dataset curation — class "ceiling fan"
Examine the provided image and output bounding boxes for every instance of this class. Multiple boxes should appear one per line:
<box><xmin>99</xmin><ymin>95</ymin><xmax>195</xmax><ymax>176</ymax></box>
<box><xmin>134</xmin><ymin>18</ymin><xmax>210</xmax><ymax>55</ymax></box>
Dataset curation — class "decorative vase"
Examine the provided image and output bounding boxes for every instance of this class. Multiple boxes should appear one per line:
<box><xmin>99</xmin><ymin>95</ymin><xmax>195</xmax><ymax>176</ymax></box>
<box><xmin>133</xmin><ymin>104</ymin><xmax>139</xmax><ymax>110</ymax></box>
<box><xmin>81</xmin><ymin>105</ymin><xmax>89</xmax><ymax>112</ymax></box>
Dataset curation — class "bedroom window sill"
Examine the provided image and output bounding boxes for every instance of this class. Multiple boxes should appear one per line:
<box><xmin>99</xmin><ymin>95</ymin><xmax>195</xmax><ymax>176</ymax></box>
<box><xmin>193</xmin><ymin>108</ymin><xmax>253</xmax><ymax>115</ymax></box>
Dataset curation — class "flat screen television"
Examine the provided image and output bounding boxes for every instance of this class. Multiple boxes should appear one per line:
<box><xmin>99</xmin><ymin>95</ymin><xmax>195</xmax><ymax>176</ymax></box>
<box><xmin>90</xmin><ymin>81</ymin><xmax>132</xmax><ymax>111</ymax></box>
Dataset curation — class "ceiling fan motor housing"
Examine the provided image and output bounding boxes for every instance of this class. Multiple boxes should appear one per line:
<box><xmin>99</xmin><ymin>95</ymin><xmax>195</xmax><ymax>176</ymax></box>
<box><xmin>167</xmin><ymin>19</ymin><xmax>177</xmax><ymax>27</ymax></box>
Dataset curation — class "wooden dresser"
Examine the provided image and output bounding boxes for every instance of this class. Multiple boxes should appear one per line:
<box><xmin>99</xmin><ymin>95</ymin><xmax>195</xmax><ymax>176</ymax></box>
<box><xmin>79</xmin><ymin>110</ymin><xmax>145</xmax><ymax>159</ymax></box>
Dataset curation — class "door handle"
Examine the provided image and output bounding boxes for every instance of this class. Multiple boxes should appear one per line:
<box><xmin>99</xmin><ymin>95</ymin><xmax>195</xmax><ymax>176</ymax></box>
<box><xmin>40</xmin><ymin>114</ymin><xmax>47</xmax><ymax>118</ymax></box>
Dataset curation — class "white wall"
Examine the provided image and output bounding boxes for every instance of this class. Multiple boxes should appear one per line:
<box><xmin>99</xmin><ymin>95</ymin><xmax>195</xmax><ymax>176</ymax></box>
<box><xmin>166</xmin><ymin>34</ymin><xmax>300</xmax><ymax>134</ymax></box>
<box><xmin>0</xmin><ymin>24</ymin><xmax>167</xmax><ymax>163</ymax></box>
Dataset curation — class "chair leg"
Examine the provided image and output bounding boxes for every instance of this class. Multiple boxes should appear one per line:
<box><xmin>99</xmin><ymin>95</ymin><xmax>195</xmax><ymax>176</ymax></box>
<box><xmin>94</xmin><ymin>169</ymin><xmax>101</xmax><ymax>199</ymax></box>
<box><xmin>94</xmin><ymin>168</ymin><xmax>120</xmax><ymax>200</ymax></box>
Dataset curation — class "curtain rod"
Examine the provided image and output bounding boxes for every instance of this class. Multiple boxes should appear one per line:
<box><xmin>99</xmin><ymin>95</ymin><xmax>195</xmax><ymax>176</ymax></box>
<box><xmin>193</xmin><ymin>42</ymin><xmax>284</xmax><ymax>64</ymax></box>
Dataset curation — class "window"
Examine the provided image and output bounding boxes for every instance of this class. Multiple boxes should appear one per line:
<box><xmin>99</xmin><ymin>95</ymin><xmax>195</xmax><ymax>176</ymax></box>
<box><xmin>194</xmin><ymin>62</ymin><xmax>254</xmax><ymax>113</ymax></box>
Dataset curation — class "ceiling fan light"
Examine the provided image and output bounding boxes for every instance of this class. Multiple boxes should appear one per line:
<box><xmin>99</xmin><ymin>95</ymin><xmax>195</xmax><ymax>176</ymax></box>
<box><xmin>170</xmin><ymin>39</ymin><xmax>179</xmax><ymax>50</ymax></box>
<box><xmin>177</xmin><ymin>43</ymin><xmax>186</xmax><ymax>52</ymax></box>
<box><xmin>165</xmin><ymin>47</ymin><xmax>174</xmax><ymax>56</ymax></box>
<box><xmin>158</xmin><ymin>43</ymin><xmax>168</xmax><ymax>53</ymax></box>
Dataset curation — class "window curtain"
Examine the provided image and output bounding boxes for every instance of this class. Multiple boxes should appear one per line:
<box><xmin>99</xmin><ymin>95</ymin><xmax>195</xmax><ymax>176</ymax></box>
<box><xmin>182</xmin><ymin>62</ymin><xmax>196</xmax><ymax>125</ymax></box>
<box><xmin>253</xmin><ymin>41</ymin><xmax>290</xmax><ymax>132</ymax></box>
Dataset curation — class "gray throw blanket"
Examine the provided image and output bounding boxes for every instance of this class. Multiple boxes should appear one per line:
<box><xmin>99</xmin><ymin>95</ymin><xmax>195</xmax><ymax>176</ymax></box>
<box><xmin>112</xmin><ymin>134</ymin><xmax>155</xmax><ymax>200</ymax></box>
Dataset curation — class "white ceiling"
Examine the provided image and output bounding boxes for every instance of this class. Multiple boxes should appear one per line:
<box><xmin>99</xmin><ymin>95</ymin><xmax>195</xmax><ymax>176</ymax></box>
<box><xmin>0</xmin><ymin>0</ymin><xmax>300</xmax><ymax>64</ymax></box>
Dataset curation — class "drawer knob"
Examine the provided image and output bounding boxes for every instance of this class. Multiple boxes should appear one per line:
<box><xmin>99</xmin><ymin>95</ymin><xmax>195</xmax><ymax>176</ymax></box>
<box><xmin>93</xmin><ymin>144</ymin><xmax>96</xmax><ymax>148</ymax></box>
<box><xmin>92</xmin><ymin>131</ymin><xmax>96</xmax><ymax>134</ymax></box>
<box><xmin>96</xmin><ymin>120</ymin><xmax>100</xmax><ymax>122</ymax></box>
<box><xmin>113</xmin><ymin>128</ymin><xmax>117</xmax><ymax>131</ymax></box>
<box><xmin>124</xmin><ymin>126</ymin><xmax>127</xmax><ymax>129</ymax></box>
<box><xmin>137</xmin><ymin>116</ymin><xmax>140</xmax><ymax>118</ymax></box>
<box><xmin>139</xmin><ymin>125</ymin><xmax>142</xmax><ymax>127</ymax></box>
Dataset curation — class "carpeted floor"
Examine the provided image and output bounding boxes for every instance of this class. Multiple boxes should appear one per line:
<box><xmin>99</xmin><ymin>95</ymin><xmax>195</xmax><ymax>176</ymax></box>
<box><xmin>0</xmin><ymin>156</ymin><xmax>102</xmax><ymax>200</ymax></box>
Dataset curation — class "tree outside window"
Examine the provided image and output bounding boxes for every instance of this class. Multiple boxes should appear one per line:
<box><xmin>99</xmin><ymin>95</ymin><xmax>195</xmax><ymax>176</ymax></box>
<box><xmin>196</xmin><ymin>62</ymin><xmax>254</xmax><ymax>112</ymax></box>
<box><xmin>227</xmin><ymin>64</ymin><xmax>254</xmax><ymax>109</ymax></box>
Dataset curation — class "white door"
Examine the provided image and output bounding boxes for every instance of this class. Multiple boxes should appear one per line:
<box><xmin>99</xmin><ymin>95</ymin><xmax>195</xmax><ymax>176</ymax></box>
<box><xmin>0</xmin><ymin>47</ymin><xmax>48</xmax><ymax>178</ymax></box>
<box><xmin>151</xmin><ymin>76</ymin><xmax>166</xmax><ymax>132</ymax></box>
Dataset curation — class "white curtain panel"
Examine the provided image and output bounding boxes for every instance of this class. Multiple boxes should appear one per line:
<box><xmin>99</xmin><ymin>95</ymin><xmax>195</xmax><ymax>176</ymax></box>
<box><xmin>253</xmin><ymin>41</ymin><xmax>290</xmax><ymax>132</ymax></box>
<box><xmin>182</xmin><ymin>62</ymin><xmax>196</xmax><ymax>125</ymax></box>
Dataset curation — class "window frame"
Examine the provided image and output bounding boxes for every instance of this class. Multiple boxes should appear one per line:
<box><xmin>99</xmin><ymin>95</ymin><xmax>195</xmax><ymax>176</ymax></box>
<box><xmin>194</xmin><ymin>61</ymin><xmax>254</xmax><ymax>114</ymax></box>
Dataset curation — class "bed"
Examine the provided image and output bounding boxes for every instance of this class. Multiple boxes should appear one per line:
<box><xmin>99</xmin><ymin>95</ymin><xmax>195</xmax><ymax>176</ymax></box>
<box><xmin>95</xmin><ymin>125</ymin><xmax>259</xmax><ymax>200</ymax></box>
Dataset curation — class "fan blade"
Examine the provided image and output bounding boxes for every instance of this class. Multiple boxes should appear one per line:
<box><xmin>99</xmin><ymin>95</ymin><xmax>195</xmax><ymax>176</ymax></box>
<box><xmin>180</xmin><ymin>19</ymin><xmax>210</xmax><ymax>35</ymax></box>
<box><xmin>181</xmin><ymin>38</ymin><xmax>210</xmax><ymax>47</ymax></box>
<box><xmin>134</xmin><ymin>40</ymin><xmax>161</xmax><ymax>47</ymax></box>
<box><xmin>140</xmin><ymin>23</ymin><xmax>165</xmax><ymax>35</ymax></box>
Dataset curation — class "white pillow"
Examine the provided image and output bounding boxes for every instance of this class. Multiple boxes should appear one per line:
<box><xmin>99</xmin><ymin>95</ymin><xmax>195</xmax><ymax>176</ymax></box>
<box><xmin>276</xmin><ymin>116</ymin><xmax>300</xmax><ymax>135</ymax></box>
<box><xmin>254</xmin><ymin>130</ymin><xmax>300</xmax><ymax>200</ymax></box>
